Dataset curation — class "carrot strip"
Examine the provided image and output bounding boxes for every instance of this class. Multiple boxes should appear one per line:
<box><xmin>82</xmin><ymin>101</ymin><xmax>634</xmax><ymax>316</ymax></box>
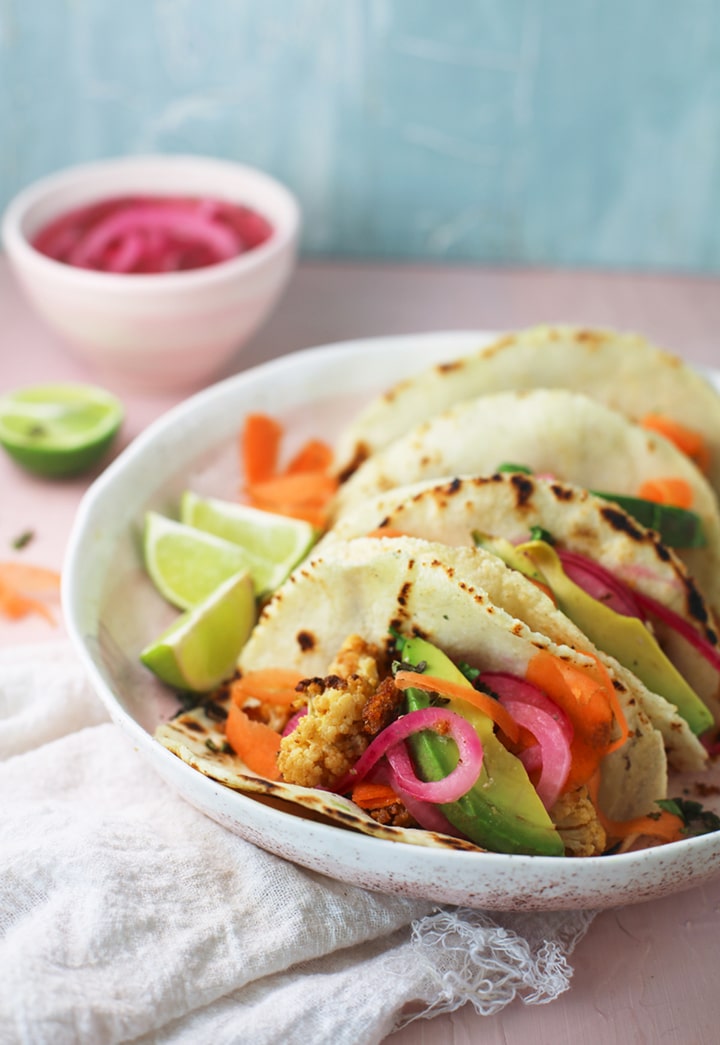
<box><xmin>224</xmin><ymin>703</ymin><xmax>281</xmax><ymax>779</ymax></box>
<box><xmin>246</xmin><ymin>498</ymin><xmax>330</xmax><ymax>529</ymax></box>
<box><xmin>641</xmin><ymin>414</ymin><xmax>711</xmax><ymax>473</ymax></box>
<box><xmin>525</xmin><ymin>650</ymin><xmax>617</xmax><ymax>790</ymax></box>
<box><xmin>0</xmin><ymin>563</ymin><xmax>61</xmax><ymax>624</ymax></box>
<box><xmin>394</xmin><ymin>670</ymin><xmax>521</xmax><ymax>744</ymax></box>
<box><xmin>365</xmin><ymin>528</ymin><xmax>409</xmax><ymax>539</ymax></box>
<box><xmin>285</xmin><ymin>439</ymin><xmax>334</xmax><ymax>475</ymax></box>
<box><xmin>637</xmin><ymin>477</ymin><xmax>694</xmax><ymax>509</ymax></box>
<box><xmin>247</xmin><ymin>471</ymin><xmax>338</xmax><ymax>506</ymax></box>
<box><xmin>0</xmin><ymin>562</ymin><xmax>61</xmax><ymax>592</ymax></box>
<box><xmin>351</xmin><ymin>780</ymin><xmax>400</xmax><ymax>810</ymax></box>
<box><xmin>588</xmin><ymin>774</ymin><xmax>683</xmax><ymax>844</ymax></box>
<box><xmin>241</xmin><ymin>413</ymin><xmax>284</xmax><ymax>485</ymax></box>
<box><xmin>0</xmin><ymin>577</ymin><xmax>55</xmax><ymax>623</ymax></box>
<box><xmin>231</xmin><ymin>668</ymin><xmax>304</xmax><ymax>707</ymax></box>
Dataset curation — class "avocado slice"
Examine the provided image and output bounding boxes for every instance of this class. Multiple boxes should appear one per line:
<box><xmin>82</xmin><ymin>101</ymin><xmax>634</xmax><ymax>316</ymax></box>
<box><xmin>472</xmin><ymin>531</ymin><xmax>548</xmax><ymax>586</ymax></box>
<box><xmin>518</xmin><ymin>540</ymin><xmax>714</xmax><ymax>736</ymax></box>
<box><xmin>397</xmin><ymin>635</ymin><xmax>563</xmax><ymax>856</ymax></box>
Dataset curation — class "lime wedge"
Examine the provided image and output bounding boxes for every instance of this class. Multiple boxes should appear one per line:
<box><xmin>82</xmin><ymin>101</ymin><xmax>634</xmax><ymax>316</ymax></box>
<box><xmin>140</xmin><ymin>569</ymin><xmax>256</xmax><ymax>692</ymax></box>
<box><xmin>180</xmin><ymin>491</ymin><xmax>316</xmax><ymax>593</ymax></box>
<box><xmin>0</xmin><ymin>383</ymin><xmax>123</xmax><ymax>478</ymax></box>
<box><xmin>143</xmin><ymin>511</ymin><xmax>271</xmax><ymax>609</ymax></box>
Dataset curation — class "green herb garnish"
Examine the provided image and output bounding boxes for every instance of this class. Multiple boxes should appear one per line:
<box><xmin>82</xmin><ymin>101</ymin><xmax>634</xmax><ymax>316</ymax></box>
<box><xmin>657</xmin><ymin>797</ymin><xmax>720</xmax><ymax>836</ymax></box>
<box><xmin>529</xmin><ymin>526</ymin><xmax>555</xmax><ymax>545</ymax></box>
<box><xmin>496</xmin><ymin>462</ymin><xmax>533</xmax><ymax>475</ymax></box>
<box><xmin>11</xmin><ymin>529</ymin><xmax>35</xmax><ymax>550</ymax></box>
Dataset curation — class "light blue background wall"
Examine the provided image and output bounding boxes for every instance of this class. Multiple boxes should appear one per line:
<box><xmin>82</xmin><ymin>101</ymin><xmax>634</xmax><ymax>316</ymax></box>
<box><xmin>2</xmin><ymin>1</ymin><xmax>719</xmax><ymax>273</ymax></box>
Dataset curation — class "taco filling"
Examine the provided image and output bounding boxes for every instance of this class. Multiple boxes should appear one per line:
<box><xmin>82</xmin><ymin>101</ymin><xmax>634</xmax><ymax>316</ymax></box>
<box><xmin>212</xmin><ymin>628</ymin><xmax>683</xmax><ymax>858</ymax></box>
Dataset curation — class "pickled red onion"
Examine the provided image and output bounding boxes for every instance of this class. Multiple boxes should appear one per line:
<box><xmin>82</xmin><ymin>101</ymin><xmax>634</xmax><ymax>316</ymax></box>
<box><xmin>557</xmin><ymin>549</ymin><xmax>720</xmax><ymax>674</ymax></box>
<box><xmin>478</xmin><ymin>672</ymin><xmax>573</xmax><ymax>809</ymax></box>
<box><xmin>332</xmin><ymin>706</ymin><xmax>483</xmax><ymax>803</ymax></box>
<box><xmin>32</xmin><ymin>195</ymin><xmax>273</xmax><ymax>275</ymax></box>
<box><xmin>367</xmin><ymin>763</ymin><xmax>465</xmax><ymax>837</ymax></box>
<box><xmin>557</xmin><ymin>549</ymin><xmax>644</xmax><ymax>618</ymax></box>
<box><xmin>501</xmin><ymin>700</ymin><xmax>572</xmax><ymax>810</ymax></box>
<box><xmin>478</xmin><ymin>672</ymin><xmax>573</xmax><ymax>742</ymax></box>
<box><xmin>631</xmin><ymin>589</ymin><xmax>720</xmax><ymax>673</ymax></box>
<box><xmin>281</xmin><ymin>706</ymin><xmax>307</xmax><ymax>737</ymax></box>
<box><xmin>382</xmin><ymin>759</ymin><xmax>466</xmax><ymax>837</ymax></box>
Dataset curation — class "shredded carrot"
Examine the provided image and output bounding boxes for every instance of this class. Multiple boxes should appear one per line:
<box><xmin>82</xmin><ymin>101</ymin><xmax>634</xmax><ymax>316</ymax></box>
<box><xmin>0</xmin><ymin>563</ymin><xmax>61</xmax><ymax>624</ymax></box>
<box><xmin>241</xmin><ymin>413</ymin><xmax>283</xmax><ymax>484</ymax></box>
<box><xmin>240</xmin><ymin>413</ymin><xmax>338</xmax><ymax>527</ymax></box>
<box><xmin>365</xmin><ymin>528</ymin><xmax>409</xmax><ymax>539</ymax></box>
<box><xmin>247</xmin><ymin>471</ymin><xmax>338</xmax><ymax>506</ymax></box>
<box><xmin>285</xmin><ymin>439</ymin><xmax>334</xmax><ymax>475</ymax></box>
<box><xmin>351</xmin><ymin>780</ymin><xmax>400</xmax><ymax>810</ymax></box>
<box><xmin>224</xmin><ymin>702</ymin><xmax>282</xmax><ymax>780</ymax></box>
<box><xmin>641</xmin><ymin>414</ymin><xmax>711</xmax><ymax>474</ymax></box>
<box><xmin>637</xmin><ymin>477</ymin><xmax>694</xmax><ymax>509</ymax></box>
<box><xmin>248</xmin><ymin>501</ymin><xmax>330</xmax><ymax>529</ymax></box>
<box><xmin>246</xmin><ymin>471</ymin><xmax>338</xmax><ymax>528</ymax></box>
<box><xmin>588</xmin><ymin>773</ymin><xmax>684</xmax><ymax>845</ymax></box>
<box><xmin>231</xmin><ymin>668</ymin><xmax>304</xmax><ymax>707</ymax></box>
<box><xmin>394</xmin><ymin>670</ymin><xmax>521</xmax><ymax>745</ymax></box>
<box><xmin>0</xmin><ymin>562</ymin><xmax>61</xmax><ymax>592</ymax></box>
<box><xmin>525</xmin><ymin>650</ymin><xmax>618</xmax><ymax>791</ymax></box>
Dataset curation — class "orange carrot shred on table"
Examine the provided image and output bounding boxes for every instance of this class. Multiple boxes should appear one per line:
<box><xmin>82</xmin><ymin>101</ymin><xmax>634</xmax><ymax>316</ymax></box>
<box><xmin>224</xmin><ymin>702</ymin><xmax>282</xmax><ymax>780</ymax></box>
<box><xmin>0</xmin><ymin>562</ymin><xmax>61</xmax><ymax>592</ymax></box>
<box><xmin>351</xmin><ymin>780</ymin><xmax>401</xmax><ymax>810</ymax></box>
<box><xmin>641</xmin><ymin>414</ymin><xmax>711</xmax><ymax>474</ymax></box>
<box><xmin>0</xmin><ymin>563</ymin><xmax>61</xmax><ymax>624</ymax></box>
<box><xmin>637</xmin><ymin>477</ymin><xmax>694</xmax><ymax>509</ymax></box>
<box><xmin>231</xmin><ymin>668</ymin><xmax>305</xmax><ymax>707</ymax></box>
<box><xmin>241</xmin><ymin>413</ymin><xmax>284</xmax><ymax>485</ymax></box>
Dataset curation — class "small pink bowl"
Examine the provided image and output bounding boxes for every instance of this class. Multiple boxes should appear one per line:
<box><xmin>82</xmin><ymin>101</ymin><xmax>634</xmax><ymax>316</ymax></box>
<box><xmin>2</xmin><ymin>155</ymin><xmax>301</xmax><ymax>391</ymax></box>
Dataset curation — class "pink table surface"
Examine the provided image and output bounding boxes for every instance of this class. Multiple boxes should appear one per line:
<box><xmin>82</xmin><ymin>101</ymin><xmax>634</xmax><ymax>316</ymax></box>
<box><xmin>2</xmin><ymin>254</ymin><xmax>720</xmax><ymax>1042</ymax></box>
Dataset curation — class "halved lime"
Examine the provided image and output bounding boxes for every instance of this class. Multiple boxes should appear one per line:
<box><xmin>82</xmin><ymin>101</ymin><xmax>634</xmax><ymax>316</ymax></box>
<box><xmin>140</xmin><ymin>569</ymin><xmax>256</xmax><ymax>692</ymax></box>
<box><xmin>180</xmin><ymin>491</ymin><xmax>316</xmax><ymax>592</ymax></box>
<box><xmin>144</xmin><ymin>511</ymin><xmax>272</xmax><ymax>609</ymax></box>
<box><xmin>0</xmin><ymin>383</ymin><xmax>123</xmax><ymax>478</ymax></box>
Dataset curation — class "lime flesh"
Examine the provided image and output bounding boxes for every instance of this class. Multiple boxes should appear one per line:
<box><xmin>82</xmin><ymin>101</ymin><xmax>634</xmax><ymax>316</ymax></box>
<box><xmin>144</xmin><ymin>511</ymin><xmax>270</xmax><ymax>609</ymax></box>
<box><xmin>0</xmin><ymin>383</ymin><xmax>123</xmax><ymax>478</ymax></box>
<box><xmin>180</xmin><ymin>490</ymin><xmax>316</xmax><ymax>593</ymax></box>
<box><xmin>140</xmin><ymin>569</ymin><xmax>256</xmax><ymax>692</ymax></box>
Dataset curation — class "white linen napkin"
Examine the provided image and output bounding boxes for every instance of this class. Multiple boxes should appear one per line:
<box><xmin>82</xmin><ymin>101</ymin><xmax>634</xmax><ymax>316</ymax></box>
<box><xmin>0</xmin><ymin>642</ymin><xmax>596</xmax><ymax>1045</ymax></box>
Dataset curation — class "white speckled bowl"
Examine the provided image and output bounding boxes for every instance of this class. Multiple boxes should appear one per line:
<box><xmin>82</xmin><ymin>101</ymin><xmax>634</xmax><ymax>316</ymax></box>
<box><xmin>2</xmin><ymin>155</ymin><xmax>300</xmax><ymax>391</ymax></box>
<box><xmin>62</xmin><ymin>332</ymin><xmax>720</xmax><ymax>910</ymax></box>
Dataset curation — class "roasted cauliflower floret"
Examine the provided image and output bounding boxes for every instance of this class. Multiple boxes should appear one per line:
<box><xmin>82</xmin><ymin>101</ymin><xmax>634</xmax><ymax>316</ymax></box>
<box><xmin>277</xmin><ymin>635</ymin><xmax>384</xmax><ymax>789</ymax></box>
<box><xmin>550</xmin><ymin>786</ymin><xmax>607</xmax><ymax>857</ymax></box>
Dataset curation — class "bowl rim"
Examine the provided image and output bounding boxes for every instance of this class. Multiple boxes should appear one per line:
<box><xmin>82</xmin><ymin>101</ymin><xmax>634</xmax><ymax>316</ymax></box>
<box><xmin>1</xmin><ymin>153</ymin><xmax>301</xmax><ymax>293</ymax></box>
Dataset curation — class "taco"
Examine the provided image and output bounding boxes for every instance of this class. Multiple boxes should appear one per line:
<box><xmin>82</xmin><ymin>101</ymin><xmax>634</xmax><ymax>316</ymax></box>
<box><xmin>333</xmin><ymin>325</ymin><xmax>720</xmax><ymax>496</ymax></box>
<box><xmin>329</xmin><ymin>388</ymin><xmax>720</xmax><ymax>618</ymax></box>
<box><xmin>320</xmin><ymin>474</ymin><xmax>720</xmax><ymax>771</ymax></box>
<box><xmin>158</xmin><ymin>537</ymin><xmax>678</xmax><ymax>858</ymax></box>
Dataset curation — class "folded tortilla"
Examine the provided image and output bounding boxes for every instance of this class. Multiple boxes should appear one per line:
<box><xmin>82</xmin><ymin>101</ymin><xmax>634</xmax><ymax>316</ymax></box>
<box><xmin>320</xmin><ymin>475</ymin><xmax>717</xmax><ymax>771</ymax></box>
<box><xmin>238</xmin><ymin>535</ymin><xmax>667</xmax><ymax>823</ymax></box>
<box><xmin>334</xmin><ymin>325</ymin><xmax>720</xmax><ymax>497</ymax></box>
<box><xmin>329</xmin><ymin>388</ymin><xmax>720</xmax><ymax>618</ymax></box>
